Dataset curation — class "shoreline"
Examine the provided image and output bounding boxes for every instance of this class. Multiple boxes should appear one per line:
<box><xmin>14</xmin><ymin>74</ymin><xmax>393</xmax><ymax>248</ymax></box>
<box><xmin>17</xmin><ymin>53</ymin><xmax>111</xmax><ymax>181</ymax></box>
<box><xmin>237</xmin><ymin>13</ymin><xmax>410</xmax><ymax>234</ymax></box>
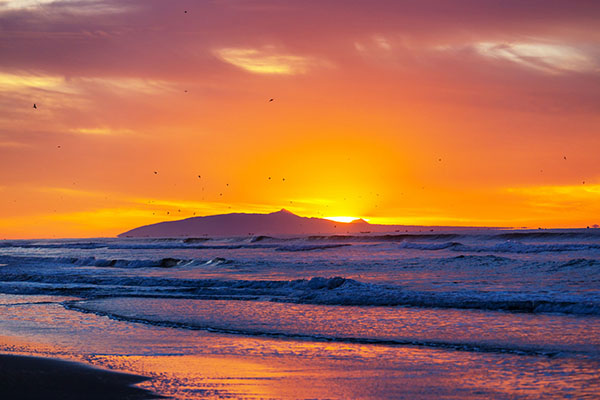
<box><xmin>0</xmin><ymin>353</ymin><xmax>162</xmax><ymax>399</ymax></box>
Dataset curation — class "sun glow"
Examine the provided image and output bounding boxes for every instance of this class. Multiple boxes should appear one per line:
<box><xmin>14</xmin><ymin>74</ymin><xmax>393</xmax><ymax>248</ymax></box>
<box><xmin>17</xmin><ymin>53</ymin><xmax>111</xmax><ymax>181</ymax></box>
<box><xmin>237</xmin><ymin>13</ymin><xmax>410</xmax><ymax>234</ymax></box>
<box><xmin>324</xmin><ymin>216</ymin><xmax>364</xmax><ymax>223</ymax></box>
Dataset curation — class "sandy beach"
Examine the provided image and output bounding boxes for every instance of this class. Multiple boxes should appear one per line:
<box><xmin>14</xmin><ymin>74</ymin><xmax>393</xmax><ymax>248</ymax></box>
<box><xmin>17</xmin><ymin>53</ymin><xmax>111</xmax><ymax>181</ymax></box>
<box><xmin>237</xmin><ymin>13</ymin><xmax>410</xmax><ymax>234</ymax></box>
<box><xmin>0</xmin><ymin>353</ymin><xmax>160</xmax><ymax>399</ymax></box>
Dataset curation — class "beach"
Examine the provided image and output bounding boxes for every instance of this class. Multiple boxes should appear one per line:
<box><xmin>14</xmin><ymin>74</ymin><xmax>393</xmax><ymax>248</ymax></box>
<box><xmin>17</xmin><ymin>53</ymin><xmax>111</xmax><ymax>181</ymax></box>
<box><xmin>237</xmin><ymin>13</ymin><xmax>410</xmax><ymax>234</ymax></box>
<box><xmin>1</xmin><ymin>232</ymin><xmax>599</xmax><ymax>398</ymax></box>
<box><xmin>0</xmin><ymin>353</ymin><xmax>159</xmax><ymax>399</ymax></box>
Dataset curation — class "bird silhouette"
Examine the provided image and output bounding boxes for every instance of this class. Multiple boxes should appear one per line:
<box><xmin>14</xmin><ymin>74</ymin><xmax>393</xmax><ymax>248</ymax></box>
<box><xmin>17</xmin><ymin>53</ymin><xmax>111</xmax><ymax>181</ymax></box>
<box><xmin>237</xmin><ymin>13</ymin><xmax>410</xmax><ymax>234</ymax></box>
<box><xmin>154</xmin><ymin>171</ymin><xmax>158</xmax><ymax>175</ymax></box>
<box><xmin>33</xmin><ymin>104</ymin><xmax>37</xmax><ymax>109</ymax></box>
<box><xmin>269</xmin><ymin>98</ymin><xmax>274</xmax><ymax>102</ymax></box>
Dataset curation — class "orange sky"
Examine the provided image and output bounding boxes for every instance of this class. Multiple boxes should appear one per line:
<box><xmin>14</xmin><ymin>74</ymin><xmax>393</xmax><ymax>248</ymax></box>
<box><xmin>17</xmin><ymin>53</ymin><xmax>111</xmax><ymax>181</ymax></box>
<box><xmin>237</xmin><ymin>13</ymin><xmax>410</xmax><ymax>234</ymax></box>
<box><xmin>1</xmin><ymin>0</ymin><xmax>600</xmax><ymax>238</ymax></box>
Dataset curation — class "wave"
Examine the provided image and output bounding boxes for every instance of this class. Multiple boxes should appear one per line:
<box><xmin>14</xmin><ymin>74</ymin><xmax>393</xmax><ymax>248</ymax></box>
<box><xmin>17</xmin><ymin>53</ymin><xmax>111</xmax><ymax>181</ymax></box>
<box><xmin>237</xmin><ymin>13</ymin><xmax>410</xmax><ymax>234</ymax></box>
<box><xmin>64</xmin><ymin>302</ymin><xmax>562</xmax><ymax>357</ymax></box>
<box><xmin>0</xmin><ymin>241</ymin><xmax>109</xmax><ymax>250</ymax></box>
<box><xmin>2</xmin><ymin>230</ymin><xmax>599</xmax><ymax>253</ymax></box>
<box><xmin>492</xmin><ymin>231</ymin><xmax>600</xmax><ymax>240</ymax></box>
<box><xmin>397</xmin><ymin>241</ymin><xmax>463</xmax><ymax>251</ymax></box>
<box><xmin>306</xmin><ymin>234</ymin><xmax>462</xmax><ymax>242</ymax></box>
<box><xmin>395</xmin><ymin>241</ymin><xmax>600</xmax><ymax>254</ymax></box>
<box><xmin>105</xmin><ymin>243</ymin><xmax>278</xmax><ymax>250</ymax></box>
<box><xmin>275</xmin><ymin>244</ymin><xmax>352</xmax><ymax>252</ymax></box>
<box><xmin>0</xmin><ymin>255</ymin><xmax>236</xmax><ymax>269</ymax></box>
<box><xmin>0</xmin><ymin>239</ymin><xmax>277</xmax><ymax>251</ymax></box>
<box><xmin>451</xmin><ymin>254</ymin><xmax>513</xmax><ymax>263</ymax></box>
<box><xmin>551</xmin><ymin>258</ymin><xmax>600</xmax><ymax>270</ymax></box>
<box><xmin>182</xmin><ymin>238</ymin><xmax>211</xmax><ymax>244</ymax></box>
<box><xmin>281</xmin><ymin>278</ymin><xmax>600</xmax><ymax>315</ymax></box>
<box><xmin>1</xmin><ymin>271</ymin><xmax>597</xmax><ymax>316</ymax></box>
<box><xmin>203</xmin><ymin>257</ymin><xmax>232</xmax><ymax>266</ymax></box>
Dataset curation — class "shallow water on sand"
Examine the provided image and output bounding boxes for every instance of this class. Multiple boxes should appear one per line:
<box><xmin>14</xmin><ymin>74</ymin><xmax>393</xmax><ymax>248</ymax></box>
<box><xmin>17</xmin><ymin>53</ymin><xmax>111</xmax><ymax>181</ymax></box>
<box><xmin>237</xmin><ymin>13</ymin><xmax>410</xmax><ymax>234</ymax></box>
<box><xmin>1</xmin><ymin>230</ymin><xmax>599</xmax><ymax>398</ymax></box>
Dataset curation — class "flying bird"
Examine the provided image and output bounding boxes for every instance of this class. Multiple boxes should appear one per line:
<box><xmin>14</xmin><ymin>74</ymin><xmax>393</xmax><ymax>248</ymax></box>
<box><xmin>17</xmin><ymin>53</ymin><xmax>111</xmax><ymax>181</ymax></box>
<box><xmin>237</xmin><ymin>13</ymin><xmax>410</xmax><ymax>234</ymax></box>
<box><xmin>33</xmin><ymin>103</ymin><xmax>37</xmax><ymax>109</ymax></box>
<box><xmin>154</xmin><ymin>171</ymin><xmax>158</xmax><ymax>175</ymax></box>
<box><xmin>269</xmin><ymin>98</ymin><xmax>274</xmax><ymax>102</ymax></box>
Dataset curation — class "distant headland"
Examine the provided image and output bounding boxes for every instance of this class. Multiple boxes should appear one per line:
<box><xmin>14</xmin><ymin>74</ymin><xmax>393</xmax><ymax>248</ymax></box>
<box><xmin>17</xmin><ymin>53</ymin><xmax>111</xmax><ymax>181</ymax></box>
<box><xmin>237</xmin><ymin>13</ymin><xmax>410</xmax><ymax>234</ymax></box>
<box><xmin>118</xmin><ymin>209</ymin><xmax>491</xmax><ymax>238</ymax></box>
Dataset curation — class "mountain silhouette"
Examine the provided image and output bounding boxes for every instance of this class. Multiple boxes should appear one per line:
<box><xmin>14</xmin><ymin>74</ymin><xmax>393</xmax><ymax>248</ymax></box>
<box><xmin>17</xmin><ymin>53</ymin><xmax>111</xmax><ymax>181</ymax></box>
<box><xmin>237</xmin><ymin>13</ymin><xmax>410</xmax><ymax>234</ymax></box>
<box><xmin>118</xmin><ymin>209</ymin><xmax>488</xmax><ymax>238</ymax></box>
<box><xmin>118</xmin><ymin>209</ymin><xmax>391</xmax><ymax>237</ymax></box>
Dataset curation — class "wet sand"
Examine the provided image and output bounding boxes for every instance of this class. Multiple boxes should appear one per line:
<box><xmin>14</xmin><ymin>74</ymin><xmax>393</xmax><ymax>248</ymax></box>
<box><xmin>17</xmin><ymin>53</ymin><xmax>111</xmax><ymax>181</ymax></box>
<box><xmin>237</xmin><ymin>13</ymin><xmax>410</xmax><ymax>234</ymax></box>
<box><xmin>0</xmin><ymin>354</ymin><xmax>162</xmax><ymax>399</ymax></box>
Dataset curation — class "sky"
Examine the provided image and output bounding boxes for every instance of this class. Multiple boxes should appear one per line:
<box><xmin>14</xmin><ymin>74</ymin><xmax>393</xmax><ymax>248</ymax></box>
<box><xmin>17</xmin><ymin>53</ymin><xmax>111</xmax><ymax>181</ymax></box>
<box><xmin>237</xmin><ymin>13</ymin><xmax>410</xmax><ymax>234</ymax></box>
<box><xmin>1</xmin><ymin>0</ymin><xmax>599</xmax><ymax>238</ymax></box>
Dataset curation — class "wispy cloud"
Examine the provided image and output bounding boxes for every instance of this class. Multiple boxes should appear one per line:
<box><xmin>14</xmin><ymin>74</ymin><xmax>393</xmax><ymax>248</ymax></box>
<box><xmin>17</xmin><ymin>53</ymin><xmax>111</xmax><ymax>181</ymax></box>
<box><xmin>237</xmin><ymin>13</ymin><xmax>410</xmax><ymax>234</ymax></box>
<box><xmin>474</xmin><ymin>42</ymin><xmax>598</xmax><ymax>74</ymax></box>
<box><xmin>0</xmin><ymin>73</ymin><xmax>71</xmax><ymax>91</ymax></box>
<box><xmin>0</xmin><ymin>72</ymin><xmax>174</xmax><ymax>96</ymax></box>
<box><xmin>69</xmin><ymin>127</ymin><xmax>134</xmax><ymax>136</ymax></box>
<box><xmin>215</xmin><ymin>47</ymin><xmax>320</xmax><ymax>75</ymax></box>
<box><xmin>0</xmin><ymin>0</ymin><xmax>132</xmax><ymax>14</ymax></box>
<box><xmin>507</xmin><ymin>183</ymin><xmax>600</xmax><ymax>197</ymax></box>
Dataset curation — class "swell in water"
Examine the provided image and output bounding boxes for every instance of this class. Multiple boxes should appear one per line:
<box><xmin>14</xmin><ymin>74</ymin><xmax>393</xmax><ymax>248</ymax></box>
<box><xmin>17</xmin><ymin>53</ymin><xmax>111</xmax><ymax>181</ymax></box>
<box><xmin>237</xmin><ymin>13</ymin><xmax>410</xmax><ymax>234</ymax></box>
<box><xmin>0</xmin><ymin>261</ymin><xmax>597</xmax><ymax>316</ymax></box>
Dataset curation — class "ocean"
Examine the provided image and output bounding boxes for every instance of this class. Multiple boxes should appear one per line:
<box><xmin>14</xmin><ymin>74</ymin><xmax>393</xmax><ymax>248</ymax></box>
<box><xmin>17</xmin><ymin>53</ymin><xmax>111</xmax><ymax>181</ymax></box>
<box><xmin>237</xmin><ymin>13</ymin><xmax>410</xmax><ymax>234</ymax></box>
<box><xmin>1</xmin><ymin>230</ymin><xmax>599</xmax><ymax>398</ymax></box>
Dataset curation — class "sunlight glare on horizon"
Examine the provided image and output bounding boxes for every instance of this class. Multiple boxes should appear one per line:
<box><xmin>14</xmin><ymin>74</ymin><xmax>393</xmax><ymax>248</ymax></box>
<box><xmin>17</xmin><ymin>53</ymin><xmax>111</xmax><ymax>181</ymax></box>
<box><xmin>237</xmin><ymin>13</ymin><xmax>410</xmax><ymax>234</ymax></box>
<box><xmin>324</xmin><ymin>216</ymin><xmax>367</xmax><ymax>223</ymax></box>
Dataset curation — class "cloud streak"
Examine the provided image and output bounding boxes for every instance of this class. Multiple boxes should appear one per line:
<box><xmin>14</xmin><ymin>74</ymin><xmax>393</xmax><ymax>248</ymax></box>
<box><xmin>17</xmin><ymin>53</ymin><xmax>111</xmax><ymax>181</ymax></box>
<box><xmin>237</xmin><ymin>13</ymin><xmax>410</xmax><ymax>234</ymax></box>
<box><xmin>215</xmin><ymin>47</ymin><xmax>320</xmax><ymax>75</ymax></box>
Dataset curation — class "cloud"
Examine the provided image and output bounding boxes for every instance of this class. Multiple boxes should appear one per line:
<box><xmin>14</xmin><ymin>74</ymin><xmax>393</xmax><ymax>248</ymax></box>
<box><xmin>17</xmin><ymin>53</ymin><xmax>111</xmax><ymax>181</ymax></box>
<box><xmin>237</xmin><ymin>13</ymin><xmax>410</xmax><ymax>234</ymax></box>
<box><xmin>68</xmin><ymin>127</ymin><xmax>134</xmax><ymax>136</ymax></box>
<box><xmin>0</xmin><ymin>72</ymin><xmax>174</xmax><ymax>96</ymax></box>
<box><xmin>0</xmin><ymin>0</ymin><xmax>57</xmax><ymax>10</ymax></box>
<box><xmin>0</xmin><ymin>72</ymin><xmax>71</xmax><ymax>91</ymax></box>
<box><xmin>215</xmin><ymin>47</ymin><xmax>320</xmax><ymax>75</ymax></box>
<box><xmin>474</xmin><ymin>42</ymin><xmax>598</xmax><ymax>74</ymax></box>
<box><xmin>507</xmin><ymin>183</ymin><xmax>600</xmax><ymax>197</ymax></box>
<box><xmin>0</xmin><ymin>0</ymin><xmax>132</xmax><ymax>14</ymax></box>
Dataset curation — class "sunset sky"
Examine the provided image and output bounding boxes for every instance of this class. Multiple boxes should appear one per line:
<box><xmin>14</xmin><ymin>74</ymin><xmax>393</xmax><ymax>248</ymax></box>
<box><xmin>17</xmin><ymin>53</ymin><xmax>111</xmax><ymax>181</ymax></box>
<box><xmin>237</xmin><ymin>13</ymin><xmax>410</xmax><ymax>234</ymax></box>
<box><xmin>1</xmin><ymin>0</ymin><xmax>599</xmax><ymax>238</ymax></box>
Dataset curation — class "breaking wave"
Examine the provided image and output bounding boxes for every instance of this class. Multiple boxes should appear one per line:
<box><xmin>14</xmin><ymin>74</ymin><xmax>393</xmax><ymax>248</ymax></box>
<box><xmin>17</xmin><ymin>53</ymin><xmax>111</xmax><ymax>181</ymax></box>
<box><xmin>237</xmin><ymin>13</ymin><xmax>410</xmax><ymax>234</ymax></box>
<box><xmin>0</xmin><ymin>255</ymin><xmax>235</xmax><ymax>269</ymax></box>
<box><xmin>275</xmin><ymin>244</ymin><xmax>351</xmax><ymax>252</ymax></box>
<box><xmin>396</xmin><ymin>241</ymin><xmax>600</xmax><ymax>253</ymax></box>
<box><xmin>0</xmin><ymin>271</ymin><xmax>597</xmax><ymax>316</ymax></box>
<box><xmin>492</xmin><ymin>231</ymin><xmax>600</xmax><ymax>240</ymax></box>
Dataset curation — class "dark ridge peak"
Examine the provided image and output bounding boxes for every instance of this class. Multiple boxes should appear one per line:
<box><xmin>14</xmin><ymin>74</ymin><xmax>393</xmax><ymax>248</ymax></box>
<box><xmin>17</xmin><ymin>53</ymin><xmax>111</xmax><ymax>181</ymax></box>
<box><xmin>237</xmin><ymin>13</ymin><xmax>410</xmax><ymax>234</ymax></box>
<box><xmin>272</xmin><ymin>208</ymin><xmax>296</xmax><ymax>216</ymax></box>
<box><xmin>351</xmin><ymin>218</ymin><xmax>369</xmax><ymax>224</ymax></box>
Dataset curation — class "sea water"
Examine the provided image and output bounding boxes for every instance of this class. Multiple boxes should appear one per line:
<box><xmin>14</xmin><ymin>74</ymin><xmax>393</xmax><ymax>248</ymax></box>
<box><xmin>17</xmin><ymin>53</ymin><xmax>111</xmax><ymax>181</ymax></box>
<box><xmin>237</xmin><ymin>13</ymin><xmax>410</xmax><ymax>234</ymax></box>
<box><xmin>0</xmin><ymin>230</ymin><xmax>599</xmax><ymax>398</ymax></box>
